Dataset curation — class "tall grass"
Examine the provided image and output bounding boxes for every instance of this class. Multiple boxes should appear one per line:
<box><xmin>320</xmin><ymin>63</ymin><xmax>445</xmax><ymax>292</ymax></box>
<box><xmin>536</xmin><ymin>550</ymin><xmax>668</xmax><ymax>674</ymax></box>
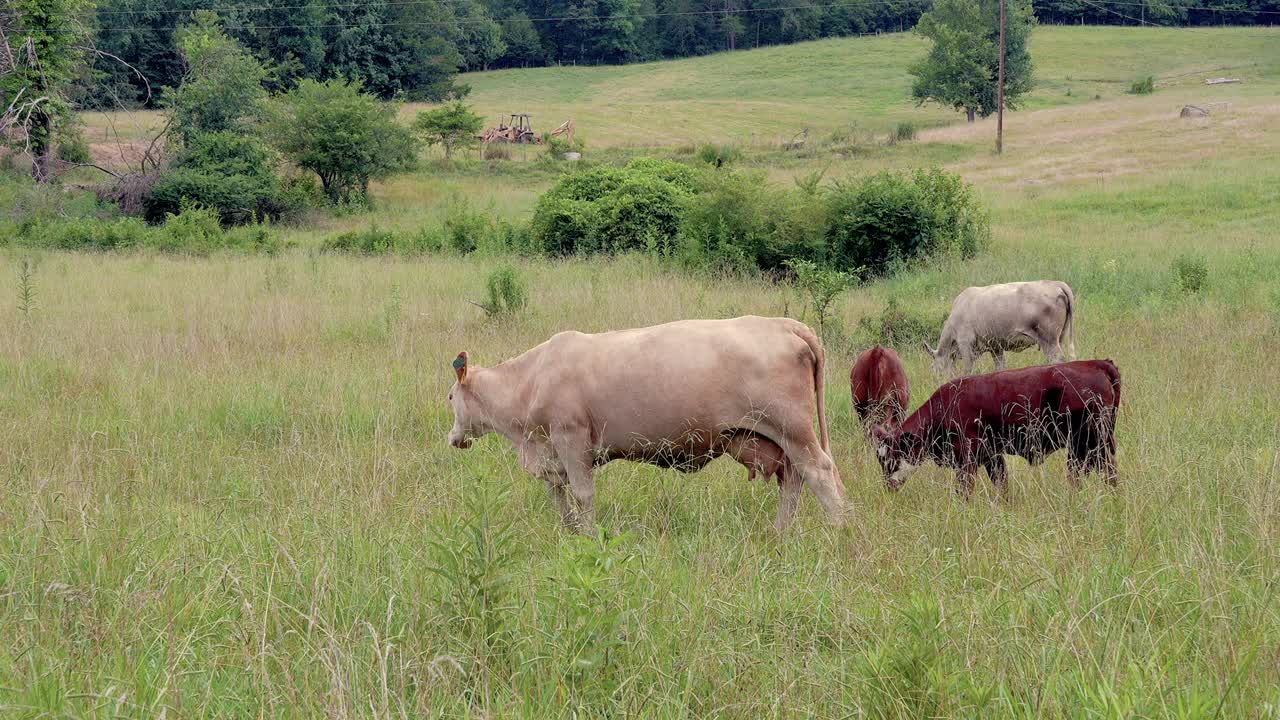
<box><xmin>1</xmin><ymin>160</ymin><xmax>1278</xmax><ymax>713</ymax></box>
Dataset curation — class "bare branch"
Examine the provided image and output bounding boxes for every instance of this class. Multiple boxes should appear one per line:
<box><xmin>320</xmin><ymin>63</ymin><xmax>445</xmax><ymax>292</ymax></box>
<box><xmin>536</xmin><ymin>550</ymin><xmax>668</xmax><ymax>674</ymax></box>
<box><xmin>56</xmin><ymin>160</ymin><xmax>123</xmax><ymax>179</ymax></box>
<box><xmin>73</xmin><ymin>44</ymin><xmax>154</xmax><ymax>104</ymax></box>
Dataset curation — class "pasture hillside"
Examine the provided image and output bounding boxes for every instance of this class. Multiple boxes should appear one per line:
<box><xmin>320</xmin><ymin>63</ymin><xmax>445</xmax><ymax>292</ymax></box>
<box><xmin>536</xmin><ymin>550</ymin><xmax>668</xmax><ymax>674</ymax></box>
<box><xmin>4</xmin><ymin>25</ymin><xmax>1280</xmax><ymax>718</ymax></box>
<box><xmin>441</xmin><ymin>25</ymin><xmax>1280</xmax><ymax>145</ymax></box>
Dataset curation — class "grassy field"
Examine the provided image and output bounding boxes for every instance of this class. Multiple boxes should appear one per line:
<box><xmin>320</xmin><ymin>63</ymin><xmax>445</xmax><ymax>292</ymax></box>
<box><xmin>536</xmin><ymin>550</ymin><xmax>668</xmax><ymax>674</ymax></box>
<box><xmin>5</xmin><ymin>25</ymin><xmax>1280</xmax><ymax>718</ymax></box>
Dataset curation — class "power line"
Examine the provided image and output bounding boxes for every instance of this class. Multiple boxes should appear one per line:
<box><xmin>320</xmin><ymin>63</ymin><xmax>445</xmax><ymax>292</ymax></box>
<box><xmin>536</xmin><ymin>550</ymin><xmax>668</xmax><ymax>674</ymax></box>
<box><xmin>89</xmin><ymin>0</ymin><xmax>1280</xmax><ymax>19</ymax></box>
<box><xmin>35</xmin><ymin>0</ymin><xmax>1280</xmax><ymax>34</ymax></box>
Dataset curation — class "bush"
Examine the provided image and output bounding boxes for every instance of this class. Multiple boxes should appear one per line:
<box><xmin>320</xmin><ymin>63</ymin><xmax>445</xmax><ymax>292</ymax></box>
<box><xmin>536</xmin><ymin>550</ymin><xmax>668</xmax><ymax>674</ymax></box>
<box><xmin>145</xmin><ymin>132</ymin><xmax>306</xmax><ymax>225</ymax></box>
<box><xmin>1173</xmin><ymin>254</ymin><xmax>1208</xmax><ymax>294</ymax></box>
<box><xmin>1129</xmin><ymin>76</ymin><xmax>1155</xmax><ymax>95</ymax></box>
<box><xmin>530</xmin><ymin>159</ymin><xmax>701</xmax><ymax>256</ymax></box>
<box><xmin>444</xmin><ymin>203</ymin><xmax>494</xmax><ymax>254</ymax></box>
<box><xmin>697</xmin><ymin>143</ymin><xmax>739</xmax><ymax>168</ymax></box>
<box><xmin>153</xmin><ymin>202</ymin><xmax>227</xmax><ymax>253</ymax></box>
<box><xmin>856</xmin><ymin>296</ymin><xmax>946</xmax><ymax>351</ymax></box>
<box><xmin>545</xmin><ymin>134</ymin><xmax>584</xmax><ymax>158</ymax></box>
<box><xmin>677</xmin><ymin>171</ymin><xmax>823</xmax><ymax>272</ymax></box>
<box><xmin>55</xmin><ymin>131</ymin><xmax>92</xmax><ymax>164</ymax></box>
<box><xmin>890</xmin><ymin>121</ymin><xmax>917</xmax><ymax>144</ymax></box>
<box><xmin>825</xmin><ymin>168</ymin><xmax>988</xmax><ymax>276</ymax></box>
<box><xmin>826</xmin><ymin>173</ymin><xmax>935</xmax><ymax>274</ymax></box>
<box><xmin>478</xmin><ymin>264</ymin><xmax>529</xmax><ymax>317</ymax></box>
<box><xmin>14</xmin><ymin>216</ymin><xmax>148</xmax><ymax>251</ymax></box>
<box><xmin>321</xmin><ymin>225</ymin><xmax>400</xmax><ymax>254</ymax></box>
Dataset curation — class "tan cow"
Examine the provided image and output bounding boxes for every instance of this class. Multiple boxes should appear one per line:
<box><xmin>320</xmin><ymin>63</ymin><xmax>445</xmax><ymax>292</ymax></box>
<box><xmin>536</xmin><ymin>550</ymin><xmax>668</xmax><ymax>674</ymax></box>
<box><xmin>446</xmin><ymin>316</ymin><xmax>847</xmax><ymax>531</ymax></box>
<box><xmin>924</xmin><ymin>280</ymin><xmax>1077</xmax><ymax>376</ymax></box>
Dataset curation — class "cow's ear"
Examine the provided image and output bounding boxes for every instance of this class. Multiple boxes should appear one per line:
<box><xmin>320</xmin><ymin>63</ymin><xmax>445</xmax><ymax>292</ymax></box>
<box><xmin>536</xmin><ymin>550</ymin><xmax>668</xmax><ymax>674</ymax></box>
<box><xmin>452</xmin><ymin>351</ymin><xmax>469</xmax><ymax>385</ymax></box>
<box><xmin>921</xmin><ymin>342</ymin><xmax>936</xmax><ymax>358</ymax></box>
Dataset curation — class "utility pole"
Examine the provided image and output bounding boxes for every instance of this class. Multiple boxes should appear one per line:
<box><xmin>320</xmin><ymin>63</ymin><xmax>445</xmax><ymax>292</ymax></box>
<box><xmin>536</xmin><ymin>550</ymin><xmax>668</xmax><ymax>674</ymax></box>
<box><xmin>996</xmin><ymin>0</ymin><xmax>1007</xmax><ymax>154</ymax></box>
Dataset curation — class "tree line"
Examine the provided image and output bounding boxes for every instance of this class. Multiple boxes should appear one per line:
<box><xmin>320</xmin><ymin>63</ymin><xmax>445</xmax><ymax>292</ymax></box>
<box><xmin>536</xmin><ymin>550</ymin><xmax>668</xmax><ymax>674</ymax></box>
<box><xmin>77</xmin><ymin>0</ymin><xmax>1279</xmax><ymax>109</ymax></box>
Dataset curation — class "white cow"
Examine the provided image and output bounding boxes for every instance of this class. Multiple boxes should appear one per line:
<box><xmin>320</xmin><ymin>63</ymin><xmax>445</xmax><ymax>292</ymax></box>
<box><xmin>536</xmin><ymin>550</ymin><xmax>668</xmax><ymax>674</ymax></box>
<box><xmin>446</xmin><ymin>316</ymin><xmax>847</xmax><ymax>532</ymax></box>
<box><xmin>925</xmin><ymin>280</ymin><xmax>1077</xmax><ymax>376</ymax></box>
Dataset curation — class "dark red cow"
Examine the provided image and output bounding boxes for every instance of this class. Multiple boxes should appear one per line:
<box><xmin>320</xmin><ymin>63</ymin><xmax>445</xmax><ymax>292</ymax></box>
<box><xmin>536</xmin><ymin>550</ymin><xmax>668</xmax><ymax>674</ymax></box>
<box><xmin>871</xmin><ymin>360</ymin><xmax>1120</xmax><ymax>496</ymax></box>
<box><xmin>850</xmin><ymin>345</ymin><xmax>911</xmax><ymax>432</ymax></box>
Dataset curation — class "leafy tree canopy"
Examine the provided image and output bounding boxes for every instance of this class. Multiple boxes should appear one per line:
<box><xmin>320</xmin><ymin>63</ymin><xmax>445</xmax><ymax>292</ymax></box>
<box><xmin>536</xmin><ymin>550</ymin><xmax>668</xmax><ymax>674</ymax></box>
<box><xmin>413</xmin><ymin>103</ymin><xmax>484</xmax><ymax>158</ymax></box>
<box><xmin>909</xmin><ymin>0</ymin><xmax>1035</xmax><ymax>121</ymax></box>
<box><xmin>266</xmin><ymin>79</ymin><xmax>416</xmax><ymax>203</ymax></box>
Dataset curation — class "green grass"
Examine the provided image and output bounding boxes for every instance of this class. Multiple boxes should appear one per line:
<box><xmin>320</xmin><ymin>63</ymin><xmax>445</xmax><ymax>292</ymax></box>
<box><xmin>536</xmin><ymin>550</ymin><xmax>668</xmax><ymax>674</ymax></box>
<box><xmin>5</xmin><ymin>24</ymin><xmax>1280</xmax><ymax>717</ymax></box>
<box><xmin>439</xmin><ymin>26</ymin><xmax>1280</xmax><ymax>146</ymax></box>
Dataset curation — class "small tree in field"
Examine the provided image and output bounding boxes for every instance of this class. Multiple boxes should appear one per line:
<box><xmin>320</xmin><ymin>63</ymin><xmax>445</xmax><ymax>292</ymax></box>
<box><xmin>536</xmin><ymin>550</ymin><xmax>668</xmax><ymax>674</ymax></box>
<box><xmin>267</xmin><ymin>79</ymin><xmax>415</xmax><ymax>203</ymax></box>
<box><xmin>909</xmin><ymin>0</ymin><xmax>1034</xmax><ymax>123</ymax></box>
<box><xmin>413</xmin><ymin>103</ymin><xmax>483</xmax><ymax>159</ymax></box>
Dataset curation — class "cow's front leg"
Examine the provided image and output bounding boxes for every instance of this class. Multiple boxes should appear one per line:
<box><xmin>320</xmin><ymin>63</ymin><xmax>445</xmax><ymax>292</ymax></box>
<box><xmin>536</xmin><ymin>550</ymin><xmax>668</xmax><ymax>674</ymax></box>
<box><xmin>545</xmin><ymin>471</ymin><xmax>574</xmax><ymax>526</ymax></box>
<box><xmin>983</xmin><ymin>455</ymin><xmax>1008</xmax><ymax>498</ymax></box>
<box><xmin>954</xmin><ymin>464</ymin><xmax>977</xmax><ymax>499</ymax></box>
<box><xmin>553</xmin><ymin>426</ymin><xmax>596</xmax><ymax>533</ymax></box>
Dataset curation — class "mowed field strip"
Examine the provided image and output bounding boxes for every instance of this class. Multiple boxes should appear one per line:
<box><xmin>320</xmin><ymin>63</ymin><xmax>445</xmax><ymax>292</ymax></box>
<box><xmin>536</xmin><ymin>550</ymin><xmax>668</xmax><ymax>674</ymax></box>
<box><xmin>5</xmin><ymin>25</ymin><xmax>1280</xmax><ymax>718</ymax></box>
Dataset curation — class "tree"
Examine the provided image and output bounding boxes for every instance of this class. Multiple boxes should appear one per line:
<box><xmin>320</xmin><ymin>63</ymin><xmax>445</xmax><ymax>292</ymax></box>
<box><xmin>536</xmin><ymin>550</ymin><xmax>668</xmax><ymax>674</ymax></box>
<box><xmin>165</xmin><ymin>12</ymin><xmax>267</xmax><ymax>142</ymax></box>
<box><xmin>413</xmin><ymin>103</ymin><xmax>483</xmax><ymax>159</ymax></box>
<box><xmin>909</xmin><ymin>0</ymin><xmax>1034</xmax><ymax>122</ymax></box>
<box><xmin>1</xmin><ymin>0</ymin><xmax>94</xmax><ymax>182</ymax></box>
<box><xmin>267</xmin><ymin>79</ymin><xmax>415</xmax><ymax>203</ymax></box>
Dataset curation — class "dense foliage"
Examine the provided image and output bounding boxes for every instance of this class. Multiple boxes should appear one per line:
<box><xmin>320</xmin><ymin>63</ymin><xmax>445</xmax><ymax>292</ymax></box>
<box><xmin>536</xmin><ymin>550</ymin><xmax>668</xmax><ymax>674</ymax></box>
<box><xmin>531</xmin><ymin>160</ymin><xmax>989</xmax><ymax>274</ymax></box>
<box><xmin>143</xmin><ymin>132</ymin><xmax>309</xmax><ymax>224</ymax></box>
<box><xmin>1</xmin><ymin>0</ymin><xmax>94</xmax><ymax>181</ymax></box>
<box><xmin>266</xmin><ymin>79</ymin><xmax>417</xmax><ymax>203</ymax></box>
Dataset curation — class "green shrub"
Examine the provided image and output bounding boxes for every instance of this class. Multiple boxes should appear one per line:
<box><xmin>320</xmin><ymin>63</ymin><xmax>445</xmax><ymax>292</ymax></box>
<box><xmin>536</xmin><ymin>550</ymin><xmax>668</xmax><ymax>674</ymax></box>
<box><xmin>153</xmin><ymin>202</ymin><xmax>228</xmax><ymax>253</ymax></box>
<box><xmin>786</xmin><ymin>258</ymin><xmax>857</xmax><ymax>337</ymax></box>
<box><xmin>826</xmin><ymin>173</ymin><xmax>934</xmax><ymax>275</ymax></box>
<box><xmin>321</xmin><ymin>224</ymin><xmax>400</xmax><ymax>254</ymax></box>
<box><xmin>1173</xmin><ymin>254</ymin><xmax>1208</xmax><ymax>294</ymax></box>
<box><xmin>530</xmin><ymin>160</ymin><xmax>701</xmax><ymax>256</ymax></box>
<box><xmin>145</xmin><ymin>132</ymin><xmax>305</xmax><ymax>225</ymax></box>
<box><xmin>477</xmin><ymin>264</ymin><xmax>529</xmax><ymax>317</ymax></box>
<box><xmin>911</xmin><ymin>167</ymin><xmax>990</xmax><ymax>258</ymax></box>
<box><xmin>697</xmin><ymin>143</ymin><xmax>739</xmax><ymax>168</ymax></box>
<box><xmin>825</xmin><ymin>168</ymin><xmax>988</xmax><ymax>276</ymax></box>
<box><xmin>891</xmin><ymin>121</ymin><xmax>917</xmax><ymax>144</ymax></box>
<box><xmin>545</xmin><ymin>134</ymin><xmax>585</xmax><ymax>158</ymax></box>
<box><xmin>1129</xmin><ymin>76</ymin><xmax>1155</xmax><ymax>95</ymax></box>
<box><xmin>444</xmin><ymin>203</ymin><xmax>494</xmax><ymax>254</ymax></box>
<box><xmin>678</xmin><ymin>171</ymin><xmax>823</xmax><ymax>272</ymax></box>
<box><xmin>856</xmin><ymin>296</ymin><xmax>946</xmax><ymax>351</ymax></box>
<box><xmin>55</xmin><ymin>133</ymin><xmax>92</xmax><ymax>164</ymax></box>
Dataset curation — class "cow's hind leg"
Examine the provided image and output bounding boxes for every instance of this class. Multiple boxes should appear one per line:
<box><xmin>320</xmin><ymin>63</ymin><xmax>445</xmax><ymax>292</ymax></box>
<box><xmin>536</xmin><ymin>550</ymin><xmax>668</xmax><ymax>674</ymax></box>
<box><xmin>775</xmin><ymin>440</ymin><xmax>846</xmax><ymax>529</ymax></box>
<box><xmin>774</xmin><ymin>458</ymin><xmax>803</xmax><ymax>531</ymax></box>
<box><xmin>1038</xmin><ymin>332</ymin><xmax>1066</xmax><ymax>364</ymax></box>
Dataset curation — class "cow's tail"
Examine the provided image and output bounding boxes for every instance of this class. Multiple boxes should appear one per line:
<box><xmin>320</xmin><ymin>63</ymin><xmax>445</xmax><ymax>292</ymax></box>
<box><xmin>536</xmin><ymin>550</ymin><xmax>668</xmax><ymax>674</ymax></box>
<box><xmin>794</xmin><ymin>324</ymin><xmax>831</xmax><ymax>453</ymax></box>
<box><xmin>1059</xmin><ymin>282</ymin><xmax>1077</xmax><ymax>360</ymax></box>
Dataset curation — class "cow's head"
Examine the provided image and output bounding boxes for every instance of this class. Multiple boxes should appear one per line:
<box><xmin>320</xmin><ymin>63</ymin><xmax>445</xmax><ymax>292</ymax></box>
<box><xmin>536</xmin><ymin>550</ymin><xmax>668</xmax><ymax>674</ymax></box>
<box><xmin>921</xmin><ymin>341</ymin><xmax>954</xmax><ymax>377</ymax></box>
<box><xmin>447</xmin><ymin>351</ymin><xmax>485</xmax><ymax>449</ymax></box>
<box><xmin>871</xmin><ymin>425</ymin><xmax>924</xmax><ymax>491</ymax></box>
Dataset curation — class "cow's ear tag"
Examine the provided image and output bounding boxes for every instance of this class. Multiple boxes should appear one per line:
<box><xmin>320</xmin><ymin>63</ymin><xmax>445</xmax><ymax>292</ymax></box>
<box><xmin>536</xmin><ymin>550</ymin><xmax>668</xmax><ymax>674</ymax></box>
<box><xmin>453</xmin><ymin>351</ymin><xmax>469</xmax><ymax>384</ymax></box>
